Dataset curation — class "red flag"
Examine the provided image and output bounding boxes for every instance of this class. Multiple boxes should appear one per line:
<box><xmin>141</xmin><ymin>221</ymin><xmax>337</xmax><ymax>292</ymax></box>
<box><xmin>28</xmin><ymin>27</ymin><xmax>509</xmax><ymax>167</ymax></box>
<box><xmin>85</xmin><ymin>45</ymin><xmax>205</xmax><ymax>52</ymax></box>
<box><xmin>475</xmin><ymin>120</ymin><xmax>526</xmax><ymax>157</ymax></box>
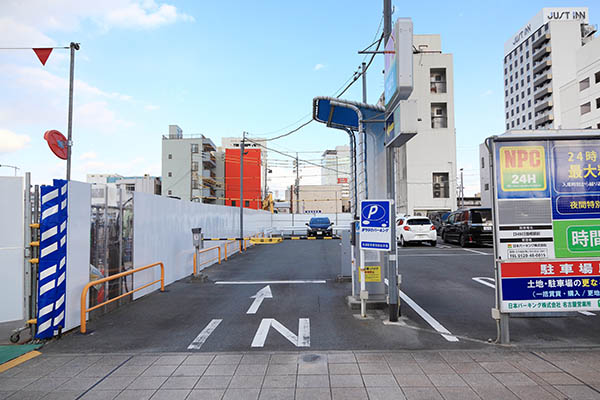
<box><xmin>33</xmin><ymin>48</ymin><xmax>53</xmax><ymax>66</ymax></box>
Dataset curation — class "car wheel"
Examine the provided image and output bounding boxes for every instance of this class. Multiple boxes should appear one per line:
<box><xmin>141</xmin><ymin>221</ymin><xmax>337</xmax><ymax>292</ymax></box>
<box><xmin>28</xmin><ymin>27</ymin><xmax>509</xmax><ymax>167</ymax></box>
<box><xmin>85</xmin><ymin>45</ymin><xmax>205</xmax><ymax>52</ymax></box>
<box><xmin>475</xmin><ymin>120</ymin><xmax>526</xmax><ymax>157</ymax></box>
<box><xmin>400</xmin><ymin>235</ymin><xmax>406</xmax><ymax>247</ymax></box>
<box><xmin>430</xmin><ymin>240</ymin><xmax>436</xmax><ymax>247</ymax></box>
<box><xmin>459</xmin><ymin>234</ymin><xmax>467</xmax><ymax>248</ymax></box>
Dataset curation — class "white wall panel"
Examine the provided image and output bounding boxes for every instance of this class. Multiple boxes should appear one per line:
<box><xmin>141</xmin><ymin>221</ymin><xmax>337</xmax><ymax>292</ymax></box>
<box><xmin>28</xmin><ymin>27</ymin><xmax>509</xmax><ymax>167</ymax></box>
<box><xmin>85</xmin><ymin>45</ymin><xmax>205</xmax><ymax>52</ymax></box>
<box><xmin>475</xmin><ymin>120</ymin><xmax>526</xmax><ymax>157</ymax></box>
<box><xmin>65</xmin><ymin>181</ymin><xmax>91</xmax><ymax>331</ymax></box>
<box><xmin>0</xmin><ymin>177</ymin><xmax>24</xmax><ymax>323</ymax></box>
<box><xmin>132</xmin><ymin>193</ymin><xmax>271</xmax><ymax>298</ymax></box>
<box><xmin>271</xmin><ymin>213</ymin><xmax>354</xmax><ymax>232</ymax></box>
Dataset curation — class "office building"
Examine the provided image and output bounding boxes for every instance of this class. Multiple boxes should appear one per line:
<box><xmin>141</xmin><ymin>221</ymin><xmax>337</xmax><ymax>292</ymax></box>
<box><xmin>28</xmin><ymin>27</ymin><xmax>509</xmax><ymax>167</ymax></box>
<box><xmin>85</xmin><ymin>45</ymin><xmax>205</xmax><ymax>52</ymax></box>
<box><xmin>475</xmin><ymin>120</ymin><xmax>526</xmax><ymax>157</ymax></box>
<box><xmin>224</xmin><ymin>148</ymin><xmax>262</xmax><ymax>209</ymax></box>
<box><xmin>321</xmin><ymin>146</ymin><xmax>351</xmax><ymax>201</ymax></box>
<box><xmin>394</xmin><ymin>34</ymin><xmax>457</xmax><ymax>216</ymax></box>
<box><xmin>86</xmin><ymin>174</ymin><xmax>161</xmax><ymax>206</ymax></box>
<box><xmin>161</xmin><ymin>125</ymin><xmax>218</xmax><ymax>203</ymax></box>
<box><xmin>286</xmin><ymin>184</ymin><xmax>346</xmax><ymax>214</ymax></box>
<box><xmin>504</xmin><ymin>7</ymin><xmax>595</xmax><ymax>130</ymax></box>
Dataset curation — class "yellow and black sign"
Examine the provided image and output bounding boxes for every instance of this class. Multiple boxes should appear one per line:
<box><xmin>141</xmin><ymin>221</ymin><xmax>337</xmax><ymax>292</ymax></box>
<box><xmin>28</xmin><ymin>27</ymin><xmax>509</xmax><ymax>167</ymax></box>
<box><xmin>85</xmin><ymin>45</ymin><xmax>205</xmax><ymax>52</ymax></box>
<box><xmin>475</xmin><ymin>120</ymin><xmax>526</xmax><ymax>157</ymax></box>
<box><xmin>359</xmin><ymin>266</ymin><xmax>381</xmax><ymax>282</ymax></box>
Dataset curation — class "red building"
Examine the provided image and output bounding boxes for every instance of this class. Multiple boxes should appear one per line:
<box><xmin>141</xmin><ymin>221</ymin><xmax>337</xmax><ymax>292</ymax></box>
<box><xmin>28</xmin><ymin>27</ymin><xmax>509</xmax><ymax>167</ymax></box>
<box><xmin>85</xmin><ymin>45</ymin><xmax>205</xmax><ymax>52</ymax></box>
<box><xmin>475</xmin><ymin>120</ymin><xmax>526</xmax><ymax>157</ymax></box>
<box><xmin>225</xmin><ymin>148</ymin><xmax>262</xmax><ymax>209</ymax></box>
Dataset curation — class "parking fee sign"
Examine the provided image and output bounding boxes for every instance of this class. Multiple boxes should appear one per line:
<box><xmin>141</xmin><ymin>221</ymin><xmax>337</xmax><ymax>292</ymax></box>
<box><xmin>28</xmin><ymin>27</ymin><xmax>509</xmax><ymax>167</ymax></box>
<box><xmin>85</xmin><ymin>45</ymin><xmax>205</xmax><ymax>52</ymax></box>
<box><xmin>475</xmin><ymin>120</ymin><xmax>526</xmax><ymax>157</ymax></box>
<box><xmin>360</xmin><ymin>200</ymin><xmax>392</xmax><ymax>251</ymax></box>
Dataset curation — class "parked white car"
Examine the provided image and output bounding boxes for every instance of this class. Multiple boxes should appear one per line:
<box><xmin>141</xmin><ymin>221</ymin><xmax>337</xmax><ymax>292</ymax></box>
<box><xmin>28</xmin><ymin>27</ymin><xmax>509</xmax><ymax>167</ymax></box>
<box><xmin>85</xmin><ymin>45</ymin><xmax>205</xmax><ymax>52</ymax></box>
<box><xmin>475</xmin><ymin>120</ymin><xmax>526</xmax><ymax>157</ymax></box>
<box><xmin>397</xmin><ymin>216</ymin><xmax>437</xmax><ymax>247</ymax></box>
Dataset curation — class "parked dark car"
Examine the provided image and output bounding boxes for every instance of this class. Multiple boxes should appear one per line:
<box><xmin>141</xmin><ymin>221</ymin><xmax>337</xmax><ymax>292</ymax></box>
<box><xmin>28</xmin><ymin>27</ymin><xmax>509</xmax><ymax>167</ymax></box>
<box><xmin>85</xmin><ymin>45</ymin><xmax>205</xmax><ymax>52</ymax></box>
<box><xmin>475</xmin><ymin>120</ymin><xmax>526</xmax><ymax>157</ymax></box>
<box><xmin>442</xmin><ymin>208</ymin><xmax>493</xmax><ymax>247</ymax></box>
<box><xmin>306</xmin><ymin>217</ymin><xmax>334</xmax><ymax>237</ymax></box>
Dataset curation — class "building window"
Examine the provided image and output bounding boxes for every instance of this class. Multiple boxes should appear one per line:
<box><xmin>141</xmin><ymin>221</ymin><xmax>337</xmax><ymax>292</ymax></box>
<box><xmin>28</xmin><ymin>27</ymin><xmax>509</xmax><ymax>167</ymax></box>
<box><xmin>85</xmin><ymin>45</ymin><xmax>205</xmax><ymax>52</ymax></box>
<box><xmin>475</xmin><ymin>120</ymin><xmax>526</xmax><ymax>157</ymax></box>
<box><xmin>581</xmin><ymin>102</ymin><xmax>592</xmax><ymax>115</ymax></box>
<box><xmin>191</xmin><ymin>143</ymin><xmax>199</xmax><ymax>153</ymax></box>
<box><xmin>484</xmin><ymin>183</ymin><xmax>489</xmax><ymax>191</ymax></box>
<box><xmin>168</xmin><ymin>190</ymin><xmax>172</xmax><ymax>195</ymax></box>
<box><xmin>506</xmin><ymin>112</ymin><xmax>509</xmax><ymax>119</ymax></box>
<box><xmin>580</xmin><ymin>78</ymin><xmax>590</xmax><ymax>91</ymax></box>
<box><xmin>191</xmin><ymin>179</ymin><xmax>199</xmax><ymax>189</ymax></box>
<box><xmin>168</xmin><ymin>172</ymin><xmax>172</xmax><ymax>177</ymax></box>
<box><xmin>125</xmin><ymin>184</ymin><xmax>135</xmax><ymax>192</ymax></box>
<box><xmin>596</xmin><ymin>71</ymin><xmax>600</xmax><ymax>84</ymax></box>
<box><xmin>191</xmin><ymin>161</ymin><xmax>199</xmax><ymax>171</ymax></box>
<box><xmin>430</xmin><ymin>68</ymin><xmax>447</xmax><ymax>93</ymax></box>
<box><xmin>505</xmin><ymin>101</ymin><xmax>509</xmax><ymax>108</ymax></box>
<box><xmin>511</xmin><ymin>121</ymin><xmax>515</xmax><ymax>128</ymax></box>
<box><xmin>231</xmin><ymin>200</ymin><xmax>237</xmax><ymax>206</ymax></box>
<box><xmin>516</xmin><ymin>106</ymin><xmax>520</xmax><ymax>113</ymax></box>
<box><xmin>245</xmin><ymin>200</ymin><xmax>250</xmax><ymax>207</ymax></box>
<box><xmin>505</xmin><ymin>79</ymin><xmax>508</xmax><ymax>86</ymax></box>
<box><xmin>529</xmin><ymin>112</ymin><xmax>532</xmax><ymax>120</ymax></box>
<box><xmin>432</xmin><ymin>173</ymin><xmax>449</xmax><ymax>198</ymax></box>
<box><xmin>168</xmin><ymin>154</ymin><xmax>172</xmax><ymax>159</ymax></box>
<box><xmin>430</xmin><ymin>103</ymin><xmax>448</xmax><ymax>129</ymax></box>
<box><xmin>596</xmin><ymin>97</ymin><xmax>600</xmax><ymax>109</ymax></box>
<box><xmin>481</xmin><ymin>157</ymin><xmax>485</xmax><ymax>169</ymax></box>
<box><xmin>527</xmin><ymin>87</ymin><xmax>531</xmax><ymax>95</ymax></box>
<box><xmin>529</xmin><ymin>125</ymin><xmax>533</xmax><ymax>129</ymax></box>
<box><xmin>506</xmin><ymin>123</ymin><xmax>510</xmax><ymax>130</ymax></box>
<box><xmin>505</xmin><ymin>90</ymin><xmax>508</xmax><ymax>96</ymax></box>
<box><xmin>511</xmin><ymin>110</ymin><xmax>514</xmax><ymax>116</ymax></box>
<box><xmin>511</xmin><ymin>98</ymin><xmax>514</xmax><ymax>105</ymax></box>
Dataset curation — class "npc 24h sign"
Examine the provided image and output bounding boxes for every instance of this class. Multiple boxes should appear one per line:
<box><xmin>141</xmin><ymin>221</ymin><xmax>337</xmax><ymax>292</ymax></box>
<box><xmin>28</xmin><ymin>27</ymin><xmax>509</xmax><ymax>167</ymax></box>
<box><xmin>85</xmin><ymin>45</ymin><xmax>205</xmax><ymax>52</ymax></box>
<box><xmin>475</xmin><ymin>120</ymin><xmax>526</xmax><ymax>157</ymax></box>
<box><xmin>360</xmin><ymin>200</ymin><xmax>392</xmax><ymax>251</ymax></box>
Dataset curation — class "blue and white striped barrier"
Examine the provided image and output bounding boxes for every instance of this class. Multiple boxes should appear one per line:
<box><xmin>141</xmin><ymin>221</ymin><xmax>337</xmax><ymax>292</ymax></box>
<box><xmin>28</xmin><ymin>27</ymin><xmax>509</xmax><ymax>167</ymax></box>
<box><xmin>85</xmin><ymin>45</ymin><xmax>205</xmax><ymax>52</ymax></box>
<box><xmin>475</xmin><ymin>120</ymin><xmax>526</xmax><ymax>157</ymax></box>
<box><xmin>36</xmin><ymin>179</ymin><xmax>68</xmax><ymax>339</ymax></box>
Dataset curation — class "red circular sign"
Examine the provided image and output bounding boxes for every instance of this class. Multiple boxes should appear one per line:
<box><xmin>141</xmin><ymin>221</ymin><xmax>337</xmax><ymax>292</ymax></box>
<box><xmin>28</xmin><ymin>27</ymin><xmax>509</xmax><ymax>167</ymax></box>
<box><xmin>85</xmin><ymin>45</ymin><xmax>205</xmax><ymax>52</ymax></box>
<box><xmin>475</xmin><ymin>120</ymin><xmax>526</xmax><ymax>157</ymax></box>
<box><xmin>44</xmin><ymin>130</ymin><xmax>68</xmax><ymax>160</ymax></box>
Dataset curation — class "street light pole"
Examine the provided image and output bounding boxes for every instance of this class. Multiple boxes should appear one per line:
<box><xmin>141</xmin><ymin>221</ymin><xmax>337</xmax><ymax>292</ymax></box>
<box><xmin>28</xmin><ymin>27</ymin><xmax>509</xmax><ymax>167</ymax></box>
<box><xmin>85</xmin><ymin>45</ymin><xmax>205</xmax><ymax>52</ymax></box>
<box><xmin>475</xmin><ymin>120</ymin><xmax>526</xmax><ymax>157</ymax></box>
<box><xmin>240</xmin><ymin>132</ymin><xmax>246</xmax><ymax>243</ymax></box>
<box><xmin>460</xmin><ymin>168</ymin><xmax>464</xmax><ymax>208</ymax></box>
<box><xmin>66</xmin><ymin>42</ymin><xmax>80</xmax><ymax>181</ymax></box>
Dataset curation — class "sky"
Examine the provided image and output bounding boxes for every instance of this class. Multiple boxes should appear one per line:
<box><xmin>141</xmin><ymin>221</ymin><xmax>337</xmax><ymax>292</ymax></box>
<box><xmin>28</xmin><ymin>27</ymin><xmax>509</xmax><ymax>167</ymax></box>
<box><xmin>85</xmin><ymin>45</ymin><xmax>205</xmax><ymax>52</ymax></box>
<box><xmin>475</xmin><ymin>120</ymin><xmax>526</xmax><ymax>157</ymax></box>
<box><xmin>1</xmin><ymin>0</ymin><xmax>598</xmax><ymax>196</ymax></box>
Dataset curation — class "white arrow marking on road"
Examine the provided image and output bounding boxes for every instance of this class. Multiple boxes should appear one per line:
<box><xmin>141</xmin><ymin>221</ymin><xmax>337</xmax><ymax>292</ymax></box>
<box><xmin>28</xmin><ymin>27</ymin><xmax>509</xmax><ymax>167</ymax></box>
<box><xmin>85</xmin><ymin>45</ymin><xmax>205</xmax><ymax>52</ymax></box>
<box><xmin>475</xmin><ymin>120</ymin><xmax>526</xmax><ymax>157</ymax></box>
<box><xmin>247</xmin><ymin>285</ymin><xmax>273</xmax><ymax>314</ymax></box>
<box><xmin>187</xmin><ymin>319</ymin><xmax>222</xmax><ymax>350</ymax></box>
<box><xmin>251</xmin><ymin>318</ymin><xmax>310</xmax><ymax>348</ymax></box>
<box><xmin>471</xmin><ymin>277</ymin><xmax>596</xmax><ymax>316</ymax></box>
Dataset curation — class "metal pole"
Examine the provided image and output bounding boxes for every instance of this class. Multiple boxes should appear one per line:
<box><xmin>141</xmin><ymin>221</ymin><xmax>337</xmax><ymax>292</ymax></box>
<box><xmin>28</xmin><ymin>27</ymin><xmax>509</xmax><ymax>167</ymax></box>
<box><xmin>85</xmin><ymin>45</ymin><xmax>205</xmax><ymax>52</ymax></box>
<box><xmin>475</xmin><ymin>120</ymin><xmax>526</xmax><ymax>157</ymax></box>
<box><xmin>118</xmin><ymin>188</ymin><xmax>123</xmax><ymax>300</ymax></box>
<box><xmin>383</xmin><ymin>0</ymin><xmax>392</xmax><ymax>45</ymax></box>
<box><xmin>66</xmin><ymin>42</ymin><xmax>79</xmax><ymax>181</ymax></box>
<box><xmin>240</xmin><ymin>132</ymin><xmax>246</xmax><ymax>243</ymax></box>
<box><xmin>295</xmin><ymin>153</ymin><xmax>300</xmax><ymax>219</ymax></box>
<box><xmin>386</xmin><ymin>146</ymin><xmax>399</xmax><ymax>321</ymax></box>
<box><xmin>360</xmin><ymin>249</ymin><xmax>367</xmax><ymax>317</ymax></box>
<box><xmin>460</xmin><ymin>168</ymin><xmax>464</xmax><ymax>208</ymax></box>
<box><xmin>361</xmin><ymin>62</ymin><xmax>367</xmax><ymax>103</ymax></box>
<box><xmin>23</xmin><ymin>173</ymin><xmax>31</xmax><ymax>323</ymax></box>
<box><xmin>32</xmin><ymin>184</ymin><xmax>39</xmax><ymax>338</ymax></box>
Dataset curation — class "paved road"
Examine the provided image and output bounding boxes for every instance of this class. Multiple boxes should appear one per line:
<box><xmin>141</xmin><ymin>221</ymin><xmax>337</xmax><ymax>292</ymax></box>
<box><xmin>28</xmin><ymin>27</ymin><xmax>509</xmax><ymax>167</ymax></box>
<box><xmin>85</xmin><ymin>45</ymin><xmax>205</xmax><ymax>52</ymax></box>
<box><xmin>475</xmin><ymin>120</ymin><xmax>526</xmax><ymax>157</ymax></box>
<box><xmin>44</xmin><ymin>239</ymin><xmax>600</xmax><ymax>354</ymax></box>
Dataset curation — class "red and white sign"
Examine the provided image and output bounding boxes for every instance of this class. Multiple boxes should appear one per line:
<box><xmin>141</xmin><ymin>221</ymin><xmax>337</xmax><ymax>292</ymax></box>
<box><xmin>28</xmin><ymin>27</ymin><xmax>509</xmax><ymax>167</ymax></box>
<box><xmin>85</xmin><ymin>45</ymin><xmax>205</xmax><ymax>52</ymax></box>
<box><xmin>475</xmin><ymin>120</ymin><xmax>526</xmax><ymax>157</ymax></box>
<box><xmin>337</xmin><ymin>178</ymin><xmax>348</xmax><ymax>184</ymax></box>
<box><xmin>501</xmin><ymin>260</ymin><xmax>600</xmax><ymax>278</ymax></box>
<box><xmin>43</xmin><ymin>130</ymin><xmax>68</xmax><ymax>160</ymax></box>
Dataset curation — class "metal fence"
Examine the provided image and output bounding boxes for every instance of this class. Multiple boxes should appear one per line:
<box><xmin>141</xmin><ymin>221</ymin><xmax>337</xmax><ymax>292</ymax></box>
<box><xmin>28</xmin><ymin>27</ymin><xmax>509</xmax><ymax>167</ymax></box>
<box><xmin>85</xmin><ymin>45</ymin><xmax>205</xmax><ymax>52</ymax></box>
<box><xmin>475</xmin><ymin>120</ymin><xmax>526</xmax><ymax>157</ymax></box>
<box><xmin>89</xmin><ymin>186</ymin><xmax>134</xmax><ymax>317</ymax></box>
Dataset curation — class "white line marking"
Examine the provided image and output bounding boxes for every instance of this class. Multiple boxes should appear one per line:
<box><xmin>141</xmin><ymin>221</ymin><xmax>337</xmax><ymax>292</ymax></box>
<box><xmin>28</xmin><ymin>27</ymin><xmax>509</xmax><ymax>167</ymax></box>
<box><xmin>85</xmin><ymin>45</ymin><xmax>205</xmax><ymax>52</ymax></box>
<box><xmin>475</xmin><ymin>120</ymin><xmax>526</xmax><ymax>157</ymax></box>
<box><xmin>251</xmin><ymin>318</ymin><xmax>310</xmax><ymax>348</ymax></box>
<box><xmin>579</xmin><ymin>311</ymin><xmax>596</xmax><ymax>316</ymax></box>
<box><xmin>216</xmin><ymin>280</ymin><xmax>326</xmax><ymax>285</ymax></box>
<box><xmin>462</xmin><ymin>248</ymin><xmax>490</xmax><ymax>255</ymax></box>
<box><xmin>471</xmin><ymin>278</ymin><xmax>596</xmax><ymax>316</ymax></box>
<box><xmin>398</xmin><ymin>290</ymin><xmax>459</xmax><ymax>342</ymax></box>
<box><xmin>247</xmin><ymin>285</ymin><xmax>273</xmax><ymax>314</ymax></box>
<box><xmin>472</xmin><ymin>277</ymin><xmax>496</xmax><ymax>289</ymax></box>
<box><xmin>187</xmin><ymin>319</ymin><xmax>222</xmax><ymax>350</ymax></box>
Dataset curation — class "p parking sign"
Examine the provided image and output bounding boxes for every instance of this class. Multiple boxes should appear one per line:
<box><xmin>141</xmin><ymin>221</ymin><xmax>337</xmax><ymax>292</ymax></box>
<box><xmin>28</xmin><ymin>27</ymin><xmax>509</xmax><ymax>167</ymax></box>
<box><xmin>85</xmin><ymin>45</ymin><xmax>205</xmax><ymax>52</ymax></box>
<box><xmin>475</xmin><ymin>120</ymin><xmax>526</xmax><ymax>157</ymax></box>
<box><xmin>360</xmin><ymin>200</ymin><xmax>392</xmax><ymax>251</ymax></box>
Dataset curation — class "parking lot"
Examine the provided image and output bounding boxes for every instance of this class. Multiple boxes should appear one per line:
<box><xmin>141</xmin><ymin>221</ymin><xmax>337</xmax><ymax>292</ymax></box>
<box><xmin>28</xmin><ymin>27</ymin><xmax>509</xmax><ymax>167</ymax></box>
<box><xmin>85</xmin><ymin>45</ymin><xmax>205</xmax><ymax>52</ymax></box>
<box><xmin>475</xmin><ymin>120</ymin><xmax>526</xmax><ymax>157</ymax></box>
<box><xmin>43</xmin><ymin>239</ymin><xmax>600</xmax><ymax>354</ymax></box>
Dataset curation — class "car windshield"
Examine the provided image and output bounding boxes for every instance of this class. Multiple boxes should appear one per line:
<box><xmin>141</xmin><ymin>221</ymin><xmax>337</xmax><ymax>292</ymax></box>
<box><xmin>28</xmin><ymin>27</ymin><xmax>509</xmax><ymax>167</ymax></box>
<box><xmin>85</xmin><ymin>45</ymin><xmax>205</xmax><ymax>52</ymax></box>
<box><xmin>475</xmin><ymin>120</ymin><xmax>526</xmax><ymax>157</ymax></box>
<box><xmin>471</xmin><ymin>209</ymin><xmax>492</xmax><ymax>223</ymax></box>
<box><xmin>310</xmin><ymin>218</ymin><xmax>330</xmax><ymax>224</ymax></box>
<box><xmin>407</xmin><ymin>218</ymin><xmax>431</xmax><ymax>225</ymax></box>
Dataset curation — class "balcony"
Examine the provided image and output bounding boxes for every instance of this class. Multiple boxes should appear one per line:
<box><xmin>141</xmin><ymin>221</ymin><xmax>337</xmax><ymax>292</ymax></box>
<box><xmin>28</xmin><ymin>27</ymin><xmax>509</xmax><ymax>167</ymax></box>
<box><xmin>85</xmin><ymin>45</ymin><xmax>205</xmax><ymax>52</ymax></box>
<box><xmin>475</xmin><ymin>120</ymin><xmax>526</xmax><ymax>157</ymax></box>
<box><xmin>534</xmin><ymin>99</ymin><xmax>553</xmax><ymax>114</ymax></box>
<box><xmin>535</xmin><ymin>111</ymin><xmax>554</xmax><ymax>128</ymax></box>
<box><xmin>430</xmin><ymin>81</ymin><xmax>447</xmax><ymax>94</ymax></box>
<box><xmin>534</xmin><ymin>84</ymin><xmax>552</xmax><ymax>101</ymax></box>
<box><xmin>533</xmin><ymin>73</ymin><xmax>552</xmax><ymax>89</ymax></box>
<box><xmin>532</xmin><ymin>33</ymin><xmax>551</xmax><ymax>50</ymax></box>
<box><xmin>202</xmin><ymin>153</ymin><xmax>216</xmax><ymax>168</ymax></box>
<box><xmin>532</xmin><ymin>46</ymin><xmax>551</xmax><ymax>63</ymax></box>
<box><xmin>533</xmin><ymin>59</ymin><xmax>552</xmax><ymax>75</ymax></box>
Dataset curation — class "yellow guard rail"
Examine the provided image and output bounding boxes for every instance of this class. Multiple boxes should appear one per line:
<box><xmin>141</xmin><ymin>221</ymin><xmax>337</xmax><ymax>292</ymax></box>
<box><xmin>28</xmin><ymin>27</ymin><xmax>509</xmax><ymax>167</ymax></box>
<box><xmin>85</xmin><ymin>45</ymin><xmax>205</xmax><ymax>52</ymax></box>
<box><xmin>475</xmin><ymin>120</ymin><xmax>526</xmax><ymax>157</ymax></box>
<box><xmin>193</xmin><ymin>245</ymin><xmax>221</xmax><ymax>275</ymax></box>
<box><xmin>80</xmin><ymin>261</ymin><xmax>164</xmax><ymax>333</ymax></box>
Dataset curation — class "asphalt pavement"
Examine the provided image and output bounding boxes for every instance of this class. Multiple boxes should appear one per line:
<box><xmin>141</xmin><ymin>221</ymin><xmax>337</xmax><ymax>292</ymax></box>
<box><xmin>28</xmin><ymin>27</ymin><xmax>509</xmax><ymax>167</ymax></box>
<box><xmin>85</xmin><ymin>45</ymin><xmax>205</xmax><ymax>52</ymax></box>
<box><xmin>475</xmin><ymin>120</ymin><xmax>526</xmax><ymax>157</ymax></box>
<box><xmin>42</xmin><ymin>239</ymin><xmax>600</xmax><ymax>354</ymax></box>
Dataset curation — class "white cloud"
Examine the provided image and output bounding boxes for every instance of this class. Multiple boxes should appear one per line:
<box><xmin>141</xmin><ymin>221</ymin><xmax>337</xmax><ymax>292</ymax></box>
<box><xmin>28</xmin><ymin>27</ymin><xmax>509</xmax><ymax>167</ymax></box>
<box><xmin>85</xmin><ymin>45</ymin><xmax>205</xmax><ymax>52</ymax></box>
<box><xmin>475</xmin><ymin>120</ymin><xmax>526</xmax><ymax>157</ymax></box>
<box><xmin>76</xmin><ymin>101</ymin><xmax>135</xmax><ymax>133</ymax></box>
<box><xmin>104</xmin><ymin>1</ymin><xmax>195</xmax><ymax>29</ymax></box>
<box><xmin>314</xmin><ymin>64</ymin><xmax>325</xmax><ymax>71</ymax></box>
<box><xmin>144</xmin><ymin>104</ymin><xmax>160</xmax><ymax>111</ymax></box>
<box><xmin>0</xmin><ymin>129</ymin><xmax>31</xmax><ymax>153</ymax></box>
<box><xmin>79</xmin><ymin>151</ymin><xmax>97</xmax><ymax>161</ymax></box>
<box><xmin>480</xmin><ymin>89</ymin><xmax>493</xmax><ymax>97</ymax></box>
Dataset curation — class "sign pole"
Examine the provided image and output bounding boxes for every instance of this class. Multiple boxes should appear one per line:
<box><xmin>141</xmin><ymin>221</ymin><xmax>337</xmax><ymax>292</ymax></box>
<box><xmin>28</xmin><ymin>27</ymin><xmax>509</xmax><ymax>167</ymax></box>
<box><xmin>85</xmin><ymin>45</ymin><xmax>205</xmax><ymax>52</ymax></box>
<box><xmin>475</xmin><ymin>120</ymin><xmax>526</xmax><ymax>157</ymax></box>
<box><xmin>240</xmin><ymin>131</ymin><xmax>246</xmax><ymax>244</ymax></box>
<box><xmin>386</xmin><ymin>146</ymin><xmax>399</xmax><ymax>321</ymax></box>
<box><xmin>66</xmin><ymin>42</ymin><xmax>79</xmax><ymax>181</ymax></box>
<box><xmin>359</xmin><ymin>249</ymin><xmax>367</xmax><ymax>317</ymax></box>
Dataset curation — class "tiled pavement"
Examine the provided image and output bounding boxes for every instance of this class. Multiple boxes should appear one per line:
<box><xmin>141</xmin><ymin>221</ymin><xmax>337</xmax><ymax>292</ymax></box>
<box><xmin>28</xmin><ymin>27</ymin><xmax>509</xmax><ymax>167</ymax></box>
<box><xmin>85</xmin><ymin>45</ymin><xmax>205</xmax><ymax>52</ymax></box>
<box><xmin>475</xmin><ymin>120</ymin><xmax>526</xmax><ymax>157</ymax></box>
<box><xmin>2</xmin><ymin>349</ymin><xmax>600</xmax><ymax>399</ymax></box>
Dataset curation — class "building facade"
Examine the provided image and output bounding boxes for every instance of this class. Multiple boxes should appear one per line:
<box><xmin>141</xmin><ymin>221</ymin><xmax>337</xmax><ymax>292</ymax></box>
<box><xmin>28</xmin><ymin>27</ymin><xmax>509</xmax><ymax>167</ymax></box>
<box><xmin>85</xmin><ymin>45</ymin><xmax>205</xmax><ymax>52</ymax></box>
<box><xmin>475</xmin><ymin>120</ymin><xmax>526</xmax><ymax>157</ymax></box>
<box><xmin>394</xmin><ymin>34</ymin><xmax>457</xmax><ymax>216</ymax></box>
<box><xmin>286</xmin><ymin>184</ymin><xmax>345</xmax><ymax>214</ymax></box>
<box><xmin>161</xmin><ymin>125</ymin><xmax>218</xmax><ymax>203</ymax></box>
<box><xmin>220</xmin><ymin>137</ymin><xmax>268</xmax><ymax>201</ymax></box>
<box><xmin>504</xmin><ymin>7</ymin><xmax>594</xmax><ymax>130</ymax></box>
<box><xmin>559</xmin><ymin>35</ymin><xmax>600</xmax><ymax>129</ymax></box>
<box><xmin>224</xmin><ymin>148</ymin><xmax>262</xmax><ymax>209</ymax></box>
<box><xmin>86</xmin><ymin>174</ymin><xmax>160</xmax><ymax>206</ymax></box>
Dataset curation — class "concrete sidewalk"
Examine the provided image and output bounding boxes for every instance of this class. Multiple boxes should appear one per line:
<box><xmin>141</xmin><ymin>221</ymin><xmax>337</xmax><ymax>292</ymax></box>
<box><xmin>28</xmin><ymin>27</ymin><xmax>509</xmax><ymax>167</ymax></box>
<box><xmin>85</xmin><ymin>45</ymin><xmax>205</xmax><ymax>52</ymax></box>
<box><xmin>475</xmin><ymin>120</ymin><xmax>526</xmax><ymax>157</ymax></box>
<box><xmin>1</xmin><ymin>349</ymin><xmax>599</xmax><ymax>399</ymax></box>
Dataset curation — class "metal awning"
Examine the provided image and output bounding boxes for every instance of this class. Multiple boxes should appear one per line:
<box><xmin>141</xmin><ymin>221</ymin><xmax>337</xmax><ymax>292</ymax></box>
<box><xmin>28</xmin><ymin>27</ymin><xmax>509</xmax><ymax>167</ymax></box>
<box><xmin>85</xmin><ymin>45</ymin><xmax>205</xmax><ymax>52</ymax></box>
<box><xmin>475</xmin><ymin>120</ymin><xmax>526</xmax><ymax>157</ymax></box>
<box><xmin>312</xmin><ymin>96</ymin><xmax>384</xmax><ymax>131</ymax></box>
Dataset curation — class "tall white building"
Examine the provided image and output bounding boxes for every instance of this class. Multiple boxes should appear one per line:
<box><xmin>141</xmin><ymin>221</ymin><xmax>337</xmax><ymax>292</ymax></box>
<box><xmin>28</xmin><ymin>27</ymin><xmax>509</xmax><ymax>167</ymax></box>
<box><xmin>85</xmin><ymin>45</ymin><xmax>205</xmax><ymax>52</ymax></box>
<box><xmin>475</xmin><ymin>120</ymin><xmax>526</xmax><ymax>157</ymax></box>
<box><xmin>559</xmin><ymin>35</ymin><xmax>600</xmax><ymax>129</ymax></box>
<box><xmin>321</xmin><ymin>145</ymin><xmax>350</xmax><ymax>199</ymax></box>
<box><xmin>504</xmin><ymin>7</ymin><xmax>595</xmax><ymax>130</ymax></box>
<box><xmin>395</xmin><ymin>34</ymin><xmax>457</xmax><ymax>216</ymax></box>
<box><xmin>161</xmin><ymin>125</ymin><xmax>218</xmax><ymax>203</ymax></box>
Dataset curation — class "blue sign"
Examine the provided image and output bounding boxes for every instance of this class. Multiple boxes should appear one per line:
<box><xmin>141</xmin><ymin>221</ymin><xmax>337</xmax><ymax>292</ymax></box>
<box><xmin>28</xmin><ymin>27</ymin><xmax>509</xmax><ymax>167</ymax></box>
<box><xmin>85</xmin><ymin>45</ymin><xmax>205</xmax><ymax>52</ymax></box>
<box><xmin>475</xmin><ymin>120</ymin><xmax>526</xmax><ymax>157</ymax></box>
<box><xmin>360</xmin><ymin>200</ymin><xmax>392</xmax><ymax>251</ymax></box>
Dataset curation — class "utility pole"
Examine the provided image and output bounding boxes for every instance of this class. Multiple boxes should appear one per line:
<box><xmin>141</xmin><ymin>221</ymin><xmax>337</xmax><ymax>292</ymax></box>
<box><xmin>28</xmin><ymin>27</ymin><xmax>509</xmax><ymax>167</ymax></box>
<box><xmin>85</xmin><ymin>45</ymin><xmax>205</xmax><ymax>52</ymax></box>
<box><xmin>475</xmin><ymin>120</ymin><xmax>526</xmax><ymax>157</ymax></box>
<box><xmin>383</xmin><ymin>0</ymin><xmax>400</xmax><ymax>322</ymax></box>
<box><xmin>460</xmin><ymin>168</ymin><xmax>465</xmax><ymax>208</ymax></box>
<box><xmin>295</xmin><ymin>153</ymin><xmax>300</xmax><ymax>216</ymax></box>
<box><xmin>361</xmin><ymin>62</ymin><xmax>367</xmax><ymax>103</ymax></box>
<box><xmin>240</xmin><ymin>132</ymin><xmax>246</xmax><ymax>243</ymax></box>
<box><xmin>66</xmin><ymin>42</ymin><xmax>80</xmax><ymax>181</ymax></box>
